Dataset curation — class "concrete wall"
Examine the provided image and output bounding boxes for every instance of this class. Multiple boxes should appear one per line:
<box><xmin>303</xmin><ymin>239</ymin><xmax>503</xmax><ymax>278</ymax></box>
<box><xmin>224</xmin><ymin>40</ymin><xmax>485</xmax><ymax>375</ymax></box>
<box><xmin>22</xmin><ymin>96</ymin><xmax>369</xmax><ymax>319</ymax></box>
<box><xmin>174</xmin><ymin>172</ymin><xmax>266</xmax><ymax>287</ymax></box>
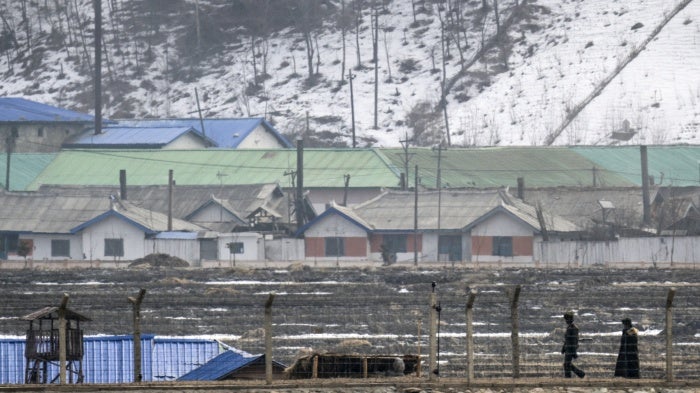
<box><xmin>536</xmin><ymin>236</ymin><xmax>700</xmax><ymax>267</ymax></box>
<box><xmin>264</xmin><ymin>238</ymin><xmax>304</xmax><ymax>262</ymax></box>
<box><xmin>0</xmin><ymin>123</ymin><xmax>86</xmax><ymax>153</ymax></box>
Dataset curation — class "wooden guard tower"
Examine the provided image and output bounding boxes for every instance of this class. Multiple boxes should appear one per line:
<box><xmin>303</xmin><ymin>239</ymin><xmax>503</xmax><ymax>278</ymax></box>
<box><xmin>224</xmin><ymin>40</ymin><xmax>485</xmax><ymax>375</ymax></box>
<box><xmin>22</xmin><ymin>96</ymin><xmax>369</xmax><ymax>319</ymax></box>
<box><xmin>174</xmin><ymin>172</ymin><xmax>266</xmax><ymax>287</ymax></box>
<box><xmin>21</xmin><ymin>299</ymin><xmax>90</xmax><ymax>384</ymax></box>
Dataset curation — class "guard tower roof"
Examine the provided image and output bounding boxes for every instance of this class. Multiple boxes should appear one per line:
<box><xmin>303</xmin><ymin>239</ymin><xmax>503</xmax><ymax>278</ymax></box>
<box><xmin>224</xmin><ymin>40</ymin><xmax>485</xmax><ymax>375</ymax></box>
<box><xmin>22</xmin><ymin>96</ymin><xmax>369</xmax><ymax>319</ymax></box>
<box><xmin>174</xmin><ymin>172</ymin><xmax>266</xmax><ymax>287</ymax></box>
<box><xmin>21</xmin><ymin>306</ymin><xmax>91</xmax><ymax>322</ymax></box>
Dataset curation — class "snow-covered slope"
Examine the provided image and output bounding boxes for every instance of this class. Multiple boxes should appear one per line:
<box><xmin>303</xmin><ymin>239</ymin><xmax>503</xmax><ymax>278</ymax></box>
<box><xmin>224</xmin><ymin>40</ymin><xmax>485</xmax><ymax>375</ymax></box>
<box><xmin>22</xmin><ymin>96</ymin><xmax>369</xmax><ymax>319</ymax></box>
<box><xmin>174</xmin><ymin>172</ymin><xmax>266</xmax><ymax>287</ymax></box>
<box><xmin>464</xmin><ymin>0</ymin><xmax>700</xmax><ymax>146</ymax></box>
<box><xmin>0</xmin><ymin>0</ymin><xmax>697</xmax><ymax>148</ymax></box>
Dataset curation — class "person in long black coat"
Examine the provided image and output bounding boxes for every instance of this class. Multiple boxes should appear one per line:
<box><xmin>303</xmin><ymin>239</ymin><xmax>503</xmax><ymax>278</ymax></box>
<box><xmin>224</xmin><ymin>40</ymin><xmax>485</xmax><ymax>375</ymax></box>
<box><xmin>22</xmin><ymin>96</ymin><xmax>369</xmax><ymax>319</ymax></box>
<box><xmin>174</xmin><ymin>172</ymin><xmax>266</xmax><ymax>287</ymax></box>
<box><xmin>614</xmin><ymin>318</ymin><xmax>640</xmax><ymax>378</ymax></box>
<box><xmin>561</xmin><ymin>311</ymin><xmax>585</xmax><ymax>378</ymax></box>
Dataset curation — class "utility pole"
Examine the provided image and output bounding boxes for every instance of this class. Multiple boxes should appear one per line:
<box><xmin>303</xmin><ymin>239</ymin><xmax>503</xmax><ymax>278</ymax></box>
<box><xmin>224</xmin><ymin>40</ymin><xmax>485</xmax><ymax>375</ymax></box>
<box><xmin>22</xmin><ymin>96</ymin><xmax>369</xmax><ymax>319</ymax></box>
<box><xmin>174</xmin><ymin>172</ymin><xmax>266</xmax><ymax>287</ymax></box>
<box><xmin>400</xmin><ymin>132</ymin><xmax>413</xmax><ymax>190</ymax></box>
<box><xmin>195</xmin><ymin>88</ymin><xmax>207</xmax><ymax>139</ymax></box>
<box><xmin>168</xmin><ymin>170</ymin><xmax>173</xmax><ymax>231</ymax></box>
<box><xmin>93</xmin><ymin>0</ymin><xmax>102</xmax><ymax>135</ymax></box>
<box><xmin>414</xmin><ymin>165</ymin><xmax>419</xmax><ymax>266</ymax></box>
<box><xmin>5</xmin><ymin>129</ymin><xmax>15</xmax><ymax>191</ymax></box>
<box><xmin>295</xmin><ymin>139</ymin><xmax>305</xmax><ymax>231</ymax></box>
<box><xmin>433</xmin><ymin>145</ymin><xmax>443</xmax><ymax>261</ymax></box>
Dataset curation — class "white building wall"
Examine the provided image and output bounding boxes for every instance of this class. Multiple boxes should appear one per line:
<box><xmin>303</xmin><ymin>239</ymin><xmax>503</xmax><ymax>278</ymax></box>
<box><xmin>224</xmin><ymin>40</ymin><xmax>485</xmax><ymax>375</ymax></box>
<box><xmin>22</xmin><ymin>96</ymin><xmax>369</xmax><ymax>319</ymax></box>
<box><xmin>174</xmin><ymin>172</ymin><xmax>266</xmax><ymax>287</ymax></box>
<box><xmin>15</xmin><ymin>234</ymin><xmax>83</xmax><ymax>261</ymax></box>
<box><xmin>217</xmin><ymin>232</ymin><xmax>263</xmax><ymax>261</ymax></box>
<box><xmin>236</xmin><ymin>125</ymin><xmax>286</xmax><ymax>148</ymax></box>
<box><xmin>165</xmin><ymin>133</ymin><xmax>208</xmax><ymax>149</ymax></box>
<box><xmin>304</xmin><ymin>214</ymin><xmax>366</xmax><ymax>237</ymax></box>
<box><xmin>469</xmin><ymin>213</ymin><xmax>534</xmax><ymax>264</ymax></box>
<box><xmin>471</xmin><ymin>213</ymin><xmax>533</xmax><ymax>236</ymax></box>
<box><xmin>79</xmin><ymin>216</ymin><xmax>147</xmax><ymax>261</ymax></box>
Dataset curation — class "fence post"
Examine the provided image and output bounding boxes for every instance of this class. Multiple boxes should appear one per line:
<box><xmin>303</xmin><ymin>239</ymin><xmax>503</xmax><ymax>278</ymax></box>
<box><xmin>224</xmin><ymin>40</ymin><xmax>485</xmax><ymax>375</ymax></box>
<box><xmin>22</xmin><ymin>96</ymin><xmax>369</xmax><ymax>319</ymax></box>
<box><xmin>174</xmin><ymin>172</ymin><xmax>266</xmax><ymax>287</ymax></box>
<box><xmin>509</xmin><ymin>285</ymin><xmax>521</xmax><ymax>378</ymax></box>
<box><xmin>429</xmin><ymin>283</ymin><xmax>437</xmax><ymax>381</ymax></box>
<box><xmin>665</xmin><ymin>288</ymin><xmax>676</xmax><ymax>382</ymax></box>
<box><xmin>265</xmin><ymin>293</ymin><xmax>275</xmax><ymax>384</ymax></box>
<box><xmin>465</xmin><ymin>289</ymin><xmax>477</xmax><ymax>383</ymax></box>
<box><xmin>128</xmin><ymin>289</ymin><xmax>147</xmax><ymax>383</ymax></box>
<box><xmin>416</xmin><ymin>318</ymin><xmax>422</xmax><ymax>378</ymax></box>
<box><xmin>58</xmin><ymin>293</ymin><xmax>69</xmax><ymax>385</ymax></box>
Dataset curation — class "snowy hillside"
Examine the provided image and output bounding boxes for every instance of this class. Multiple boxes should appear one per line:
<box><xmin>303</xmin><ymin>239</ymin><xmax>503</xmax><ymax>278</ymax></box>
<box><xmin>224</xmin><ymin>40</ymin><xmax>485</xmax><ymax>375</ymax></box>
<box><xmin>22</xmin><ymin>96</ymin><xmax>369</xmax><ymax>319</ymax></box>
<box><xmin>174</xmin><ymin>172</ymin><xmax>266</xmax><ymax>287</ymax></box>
<box><xmin>0</xmin><ymin>0</ymin><xmax>697</xmax><ymax>148</ymax></box>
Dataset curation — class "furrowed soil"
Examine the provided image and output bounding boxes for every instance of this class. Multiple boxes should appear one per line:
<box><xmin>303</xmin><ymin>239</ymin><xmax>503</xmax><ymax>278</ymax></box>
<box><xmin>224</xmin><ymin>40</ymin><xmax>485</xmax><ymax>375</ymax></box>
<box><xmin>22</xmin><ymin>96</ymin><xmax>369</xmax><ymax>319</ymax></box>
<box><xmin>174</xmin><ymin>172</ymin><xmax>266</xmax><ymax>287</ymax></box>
<box><xmin>1</xmin><ymin>264</ymin><xmax>699</xmax><ymax>381</ymax></box>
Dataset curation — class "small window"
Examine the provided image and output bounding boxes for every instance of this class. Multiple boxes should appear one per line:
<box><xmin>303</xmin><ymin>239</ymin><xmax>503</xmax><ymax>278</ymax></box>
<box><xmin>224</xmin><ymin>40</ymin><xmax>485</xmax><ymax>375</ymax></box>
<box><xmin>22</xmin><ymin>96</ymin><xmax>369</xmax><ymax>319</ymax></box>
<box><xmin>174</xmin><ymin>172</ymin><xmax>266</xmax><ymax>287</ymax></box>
<box><xmin>104</xmin><ymin>238</ymin><xmax>124</xmax><ymax>257</ymax></box>
<box><xmin>228</xmin><ymin>242</ymin><xmax>244</xmax><ymax>254</ymax></box>
<box><xmin>0</xmin><ymin>234</ymin><xmax>19</xmax><ymax>253</ymax></box>
<box><xmin>492</xmin><ymin>237</ymin><xmax>513</xmax><ymax>257</ymax></box>
<box><xmin>51</xmin><ymin>239</ymin><xmax>70</xmax><ymax>257</ymax></box>
<box><xmin>325</xmin><ymin>237</ymin><xmax>344</xmax><ymax>257</ymax></box>
<box><xmin>37</xmin><ymin>127</ymin><xmax>44</xmax><ymax>137</ymax></box>
<box><xmin>383</xmin><ymin>234</ymin><xmax>407</xmax><ymax>253</ymax></box>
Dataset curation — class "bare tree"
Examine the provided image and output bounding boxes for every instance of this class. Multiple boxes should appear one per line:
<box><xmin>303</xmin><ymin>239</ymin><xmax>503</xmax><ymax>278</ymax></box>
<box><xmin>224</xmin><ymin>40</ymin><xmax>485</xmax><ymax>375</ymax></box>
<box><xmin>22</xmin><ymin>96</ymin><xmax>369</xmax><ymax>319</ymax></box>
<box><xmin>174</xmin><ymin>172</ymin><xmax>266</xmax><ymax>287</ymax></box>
<box><xmin>292</xmin><ymin>0</ymin><xmax>321</xmax><ymax>81</ymax></box>
<box><xmin>352</xmin><ymin>0</ymin><xmax>363</xmax><ymax>68</ymax></box>
<box><xmin>337</xmin><ymin>0</ymin><xmax>353</xmax><ymax>82</ymax></box>
<box><xmin>372</xmin><ymin>3</ymin><xmax>378</xmax><ymax>128</ymax></box>
<box><xmin>382</xmin><ymin>28</ymin><xmax>392</xmax><ymax>80</ymax></box>
<box><xmin>494</xmin><ymin>0</ymin><xmax>500</xmax><ymax>36</ymax></box>
<box><xmin>435</xmin><ymin>1</ymin><xmax>451</xmax><ymax>145</ymax></box>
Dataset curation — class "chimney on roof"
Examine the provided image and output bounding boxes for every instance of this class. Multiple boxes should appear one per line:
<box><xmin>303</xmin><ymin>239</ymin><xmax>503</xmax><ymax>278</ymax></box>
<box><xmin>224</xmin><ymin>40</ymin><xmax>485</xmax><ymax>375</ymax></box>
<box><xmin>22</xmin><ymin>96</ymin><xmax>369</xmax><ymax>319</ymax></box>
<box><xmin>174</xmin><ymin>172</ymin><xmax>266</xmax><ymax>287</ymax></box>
<box><xmin>517</xmin><ymin>177</ymin><xmax>525</xmax><ymax>200</ymax></box>
<box><xmin>119</xmin><ymin>170</ymin><xmax>127</xmax><ymax>200</ymax></box>
<box><xmin>641</xmin><ymin>145</ymin><xmax>650</xmax><ymax>225</ymax></box>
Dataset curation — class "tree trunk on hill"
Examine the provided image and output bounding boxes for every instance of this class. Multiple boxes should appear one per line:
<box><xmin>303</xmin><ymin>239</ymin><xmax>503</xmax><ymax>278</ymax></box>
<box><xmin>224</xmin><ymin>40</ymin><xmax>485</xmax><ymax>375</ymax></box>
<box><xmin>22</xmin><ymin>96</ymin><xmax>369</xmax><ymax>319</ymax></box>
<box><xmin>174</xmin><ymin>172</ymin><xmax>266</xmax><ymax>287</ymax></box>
<box><xmin>353</xmin><ymin>0</ymin><xmax>362</xmax><ymax>68</ymax></box>
<box><xmin>372</xmin><ymin>4</ymin><xmax>378</xmax><ymax>128</ymax></box>
<box><xmin>494</xmin><ymin>0</ymin><xmax>500</xmax><ymax>36</ymax></box>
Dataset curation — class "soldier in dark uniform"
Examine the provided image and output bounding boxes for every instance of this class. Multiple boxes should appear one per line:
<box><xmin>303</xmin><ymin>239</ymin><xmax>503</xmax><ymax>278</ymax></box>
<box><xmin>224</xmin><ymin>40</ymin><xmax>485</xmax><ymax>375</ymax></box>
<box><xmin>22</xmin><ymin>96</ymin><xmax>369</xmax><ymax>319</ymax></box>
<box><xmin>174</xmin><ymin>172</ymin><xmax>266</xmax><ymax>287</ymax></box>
<box><xmin>561</xmin><ymin>311</ymin><xmax>585</xmax><ymax>378</ymax></box>
<box><xmin>614</xmin><ymin>317</ymin><xmax>640</xmax><ymax>378</ymax></box>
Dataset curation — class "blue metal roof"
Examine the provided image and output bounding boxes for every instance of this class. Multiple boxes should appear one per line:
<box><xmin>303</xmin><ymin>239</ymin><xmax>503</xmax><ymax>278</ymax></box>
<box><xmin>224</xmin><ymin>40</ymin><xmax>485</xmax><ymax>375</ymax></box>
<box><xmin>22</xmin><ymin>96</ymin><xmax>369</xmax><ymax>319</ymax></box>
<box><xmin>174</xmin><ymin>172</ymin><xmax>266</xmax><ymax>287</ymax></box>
<box><xmin>111</xmin><ymin>118</ymin><xmax>293</xmax><ymax>148</ymax></box>
<box><xmin>177</xmin><ymin>350</ymin><xmax>261</xmax><ymax>381</ymax></box>
<box><xmin>0</xmin><ymin>335</ymin><xmax>229</xmax><ymax>384</ymax></box>
<box><xmin>155</xmin><ymin>231</ymin><xmax>199</xmax><ymax>240</ymax></box>
<box><xmin>151</xmin><ymin>337</ymin><xmax>229</xmax><ymax>381</ymax></box>
<box><xmin>63</xmin><ymin>126</ymin><xmax>215</xmax><ymax>148</ymax></box>
<box><xmin>0</xmin><ymin>97</ymin><xmax>95</xmax><ymax>123</ymax></box>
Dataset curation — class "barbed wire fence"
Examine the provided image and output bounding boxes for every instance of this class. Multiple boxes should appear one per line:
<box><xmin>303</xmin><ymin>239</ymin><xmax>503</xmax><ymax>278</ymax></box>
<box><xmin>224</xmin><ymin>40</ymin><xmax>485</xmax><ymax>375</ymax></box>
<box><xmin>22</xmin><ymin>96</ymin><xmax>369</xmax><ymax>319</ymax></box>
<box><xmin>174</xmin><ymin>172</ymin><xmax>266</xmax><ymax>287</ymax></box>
<box><xmin>2</xmin><ymin>268</ymin><xmax>700</xmax><ymax>384</ymax></box>
<box><xmin>248</xmin><ymin>282</ymin><xmax>698</xmax><ymax>382</ymax></box>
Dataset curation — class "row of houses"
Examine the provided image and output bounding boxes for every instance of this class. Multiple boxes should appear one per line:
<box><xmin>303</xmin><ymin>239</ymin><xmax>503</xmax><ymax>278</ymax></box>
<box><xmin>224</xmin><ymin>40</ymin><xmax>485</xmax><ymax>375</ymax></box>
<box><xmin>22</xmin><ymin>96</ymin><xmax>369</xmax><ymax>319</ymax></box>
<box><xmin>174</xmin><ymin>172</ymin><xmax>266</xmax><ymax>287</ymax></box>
<box><xmin>0</xmin><ymin>97</ymin><xmax>292</xmax><ymax>152</ymax></box>
<box><xmin>0</xmin><ymin>97</ymin><xmax>698</xmax><ymax>267</ymax></box>
<box><xmin>0</xmin><ymin>182</ymin><xmax>698</xmax><ymax>267</ymax></box>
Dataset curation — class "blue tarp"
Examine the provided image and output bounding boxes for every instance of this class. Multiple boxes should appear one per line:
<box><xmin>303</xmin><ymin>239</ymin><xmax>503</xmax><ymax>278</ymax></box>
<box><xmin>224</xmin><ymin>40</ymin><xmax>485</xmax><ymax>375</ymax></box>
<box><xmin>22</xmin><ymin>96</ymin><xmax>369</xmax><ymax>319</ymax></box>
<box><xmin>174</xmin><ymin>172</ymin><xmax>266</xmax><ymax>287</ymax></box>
<box><xmin>0</xmin><ymin>335</ymin><xmax>230</xmax><ymax>384</ymax></box>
